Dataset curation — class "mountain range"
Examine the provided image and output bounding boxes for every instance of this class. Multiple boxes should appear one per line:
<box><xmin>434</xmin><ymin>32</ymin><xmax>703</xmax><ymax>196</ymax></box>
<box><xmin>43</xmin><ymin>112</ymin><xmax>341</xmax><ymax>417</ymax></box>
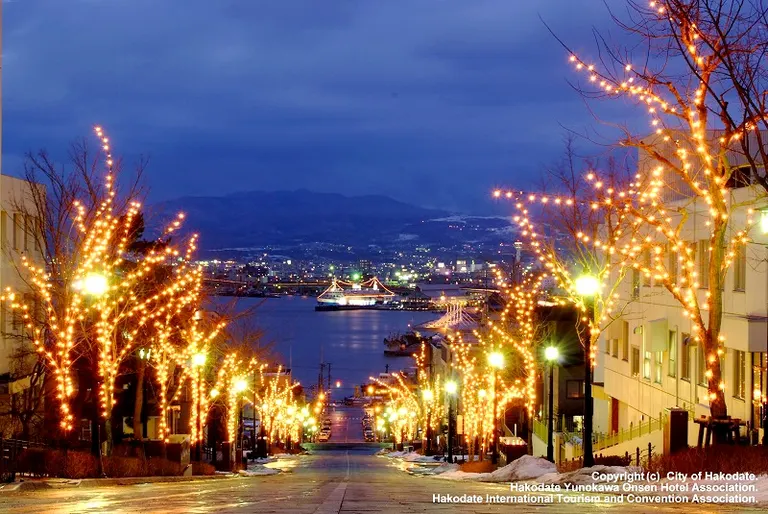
<box><xmin>150</xmin><ymin>190</ymin><xmax>515</xmax><ymax>252</ymax></box>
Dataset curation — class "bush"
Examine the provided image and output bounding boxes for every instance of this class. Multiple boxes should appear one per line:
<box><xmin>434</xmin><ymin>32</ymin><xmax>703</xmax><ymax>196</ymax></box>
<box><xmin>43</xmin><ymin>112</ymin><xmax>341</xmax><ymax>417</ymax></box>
<box><xmin>16</xmin><ymin>448</ymin><xmax>49</xmax><ymax>477</ymax></box>
<box><xmin>103</xmin><ymin>456</ymin><xmax>146</xmax><ymax>478</ymax></box>
<box><xmin>147</xmin><ymin>458</ymin><xmax>184</xmax><ymax>476</ymax></box>
<box><xmin>192</xmin><ymin>462</ymin><xmax>216</xmax><ymax>476</ymax></box>
<box><xmin>647</xmin><ymin>445</ymin><xmax>768</xmax><ymax>475</ymax></box>
<box><xmin>594</xmin><ymin>455</ymin><xmax>631</xmax><ymax>467</ymax></box>
<box><xmin>16</xmin><ymin>449</ymin><xmax>98</xmax><ymax>479</ymax></box>
<box><xmin>61</xmin><ymin>451</ymin><xmax>98</xmax><ymax>479</ymax></box>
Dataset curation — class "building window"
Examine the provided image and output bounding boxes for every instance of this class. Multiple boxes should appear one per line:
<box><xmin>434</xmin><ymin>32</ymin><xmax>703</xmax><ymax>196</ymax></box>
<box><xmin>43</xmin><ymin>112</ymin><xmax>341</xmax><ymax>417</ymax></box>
<box><xmin>35</xmin><ymin>217</ymin><xmax>43</xmax><ymax>252</ymax></box>
<box><xmin>612</xmin><ymin>338</ymin><xmax>619</xmax><ymax>358</ymax></box>
<box><xmin>699</xmin><ymin>240</ymin><xmax>710</xmax><ymax>289</ymax></box>
<box><xmin>698</xmin><ymin>342</ymin><xmax>707</xmax><ymax>386</ymax></box>
<box><xmin>654</xmin><ymin>351</ymin><xmax>663</xmax><ymax>383</ymax></box>
<box><xmin>668</xmin><ymin>244</ymin><xmax>678</xmax><ymax>284</ymax></box>
<box><xmin>566</xmin><ymin>380</ymin><xmax>585</xmax><ymax>399</ymax></box>
<box><xmin>644</xmin><ymin>349</ymin><xmax>651</xmax><ymax>380</ymax></box>
<box><xmin>0</xmin><ymin>211</ymin><xmax>6</xmax><ymax>250</ymax></box>
<box><xmin>80</xmin><ymin>419</ymin><xmax>92</xmax><ymax>442</ymax></box>
<box><xmin>12</xmin><ymin>213</ymin><xmax>19</xmax><ymax>250</ymax></box>
<box><xmin>642</xmin><ymin>249</ymin><xmax>652</xmax><ymax>286</ymax></box>
<box><xmin>681</xmin><ymin>334</ymin><xmax>691</xmax><ymax>381</ymax></box>
<box><xmin>754</xmin><ymin>353</ymin><xmax>767</xmax><ymax>424</ymax></box>
<box><xmin>733</xmin><ymin>350</ymin><xmax>746</xmax><ymax>399</ymax></box>
<box><xmin>733</xmin><ymin>244</ymin><xmax>746</xmax><ymax>291</ymax></box>
<box><xmin>668</xmin><ymin>330</ymin><xmax>677</xmax><ymax>378</ymax></box>
<box><xmin>631</xmin><ymin>347</ymin><xmax>640</xmax><ymax>376</ymax></box>
<box><xmin>631</xmin><ymin>268</ymin><xmax>640</xmax><ymax>299</ymax></box>
<box><xmin>24</xmin><ymin>214</ymin><xmax>30</xmax><ymax>252</ymax></box>
<box><xmin>622</xmin><ymin>336</ymin><xmax>629</xmax><ymax>361</ymax></box>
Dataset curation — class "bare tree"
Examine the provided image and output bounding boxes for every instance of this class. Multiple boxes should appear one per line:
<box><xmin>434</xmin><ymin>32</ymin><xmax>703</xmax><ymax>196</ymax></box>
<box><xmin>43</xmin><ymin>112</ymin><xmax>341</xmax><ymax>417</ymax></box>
<box><xmin>554</xmin><ymin>0</ymin><xmax>768</xmax><ymax>419</ymax></box>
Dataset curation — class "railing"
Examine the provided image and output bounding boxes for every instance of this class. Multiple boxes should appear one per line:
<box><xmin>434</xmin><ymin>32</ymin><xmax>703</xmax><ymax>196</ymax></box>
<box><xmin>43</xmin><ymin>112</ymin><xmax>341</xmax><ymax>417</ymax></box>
<box><xmin>536</xmin><ymin>404</ymin><xmax>697</xmax><ymax>459</ymax></box>
<box><xmin>0</xmin><ymin>438</ymin><xmax>46</xmax><ymax>483</ymax></box>
<box><xmin>532</xmin><ymin>419</ymin><xmax>548</xmax><ymax>441</ymax></box>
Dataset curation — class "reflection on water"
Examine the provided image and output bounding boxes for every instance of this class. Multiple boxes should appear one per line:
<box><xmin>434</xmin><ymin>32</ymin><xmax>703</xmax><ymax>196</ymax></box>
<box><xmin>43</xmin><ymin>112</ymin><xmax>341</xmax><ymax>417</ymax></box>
<box><xmin>237</xmin><ymin>297</ymin><xmax>436</xmax><ymax>395</ymax></box>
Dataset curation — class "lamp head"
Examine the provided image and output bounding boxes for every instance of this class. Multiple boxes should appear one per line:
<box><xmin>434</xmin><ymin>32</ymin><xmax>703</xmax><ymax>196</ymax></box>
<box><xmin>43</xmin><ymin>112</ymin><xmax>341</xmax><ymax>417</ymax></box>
<box><xmin>233</xmin><ymin>377</ymin><xmax>247</xmax><ymax>393</ymax></box>
<box><xmin>488</xmin><ymin>351</ymin><xmax>504</xmax><ymax>369</ymax></box>
<box><xmin>191</xmin><ymin>352</ymin><xmax>206</xmax><ymax>367</ymax></box>
<box><xmin>574</xmin><ymin>274</ymin><xmax>600</xmax><ymax>297</ymax></box>
<box><xmin>544</xmin><ymin>346</ymin><xmax>559</xmax><ymax>362</ymax></box>
<box><xmin>76</xmin><ymin>272</ymin><xmax>109</xmax><ymax>297</ymax></box>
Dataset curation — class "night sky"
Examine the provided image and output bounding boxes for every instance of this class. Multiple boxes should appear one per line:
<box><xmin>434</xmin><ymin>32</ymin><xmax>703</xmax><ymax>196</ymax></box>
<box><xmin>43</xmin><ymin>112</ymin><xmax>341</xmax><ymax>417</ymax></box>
<box><xmin>3</xmin><ymin>0</ymin><xmax>634</xmax><ymax>213</ymax></box>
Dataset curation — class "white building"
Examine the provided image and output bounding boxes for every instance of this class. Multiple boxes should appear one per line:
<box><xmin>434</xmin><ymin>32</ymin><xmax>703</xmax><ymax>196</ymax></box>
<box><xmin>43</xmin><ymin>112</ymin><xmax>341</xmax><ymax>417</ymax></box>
<box><xmin>0</xmin><ymin>1</ymin><xmax>49</xmax><ymax>438</ymax></box>
<box><xmin>596</xmin><ymin>136</ymin><xmax>767</xmax><ymax>450</ymax></box>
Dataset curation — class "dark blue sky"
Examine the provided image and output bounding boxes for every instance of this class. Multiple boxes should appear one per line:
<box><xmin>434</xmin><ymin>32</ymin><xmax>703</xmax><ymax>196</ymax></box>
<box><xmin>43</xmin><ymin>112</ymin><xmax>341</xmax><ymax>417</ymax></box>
<box><xmin>3</xmin><ymin>0</ymin><xmax>633</xmax><ymax>213</ymax></box>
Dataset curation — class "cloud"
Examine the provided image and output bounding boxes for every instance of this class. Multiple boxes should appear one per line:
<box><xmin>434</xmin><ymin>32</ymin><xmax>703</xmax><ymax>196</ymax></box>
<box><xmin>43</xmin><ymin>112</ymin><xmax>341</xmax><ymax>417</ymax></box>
<box><xmin>3</xmin><ymin>0</ymin><xmax>635</xmax><ymax>212</ymax></box>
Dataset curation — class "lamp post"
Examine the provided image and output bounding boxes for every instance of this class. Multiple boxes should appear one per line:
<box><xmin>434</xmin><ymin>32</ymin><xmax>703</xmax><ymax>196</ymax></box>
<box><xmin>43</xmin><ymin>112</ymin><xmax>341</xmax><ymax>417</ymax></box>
<box><xmin>74</xmin><ymin>272</ymin><xmax>109</xmax><ymax>476</ymax></box>
<box><xmin>544</xmin><ymin>346</ymin><xmax>559</xmax><ymax>463</ymax></box>
<box><xmin>445</xmin><ymin>380</ymin><xmax>457</xmax><ymax>463</ymax></box>
<box><xmin>760</xmin><ymin>211</ymin><xmax>768</xmax><ymax>446</ymax></box>
<box><xmin>575</xmin><ymin>273</ymin><xmax>599</xmax><ymax>468</ymax></box>
<box><xmin>191</xmin><ymin>351</ymin><xmax>206</xmax><ymax>462</ymax></box>
<box><xmin>233</xmin><ymin>377</ymin><xmax>247</xmax><ymax>467</ymax></box>
<box><xmin>488</xmin><ymin>352</ymin><xmax>504</xmax><ymax>465</ymax></box>
<box><xmin>422</xmin><ymin>389</ymin><xmax>434</xmax><ymax>455</ymax></box>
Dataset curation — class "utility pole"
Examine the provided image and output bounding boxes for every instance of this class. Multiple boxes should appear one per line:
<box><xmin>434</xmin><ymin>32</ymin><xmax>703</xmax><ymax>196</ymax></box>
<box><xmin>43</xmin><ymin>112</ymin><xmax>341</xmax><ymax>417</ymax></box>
<box><xmin>327</xmin><ymin>363</ymin><xmax>332</xmax><ymax>391</ymax></box>
<box><xmin>318</xmin><ymin>362</ymin><xmax>325</xmax><ymax>394</ymax></box>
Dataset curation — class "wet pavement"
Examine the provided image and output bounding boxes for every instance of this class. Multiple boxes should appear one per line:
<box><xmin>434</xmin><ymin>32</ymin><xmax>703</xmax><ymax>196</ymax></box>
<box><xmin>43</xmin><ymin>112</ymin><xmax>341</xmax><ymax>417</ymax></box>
<box><xmin>1</xmin><ymin>426</ymin><xmax>764</xmax><ymax>513</ymax></box>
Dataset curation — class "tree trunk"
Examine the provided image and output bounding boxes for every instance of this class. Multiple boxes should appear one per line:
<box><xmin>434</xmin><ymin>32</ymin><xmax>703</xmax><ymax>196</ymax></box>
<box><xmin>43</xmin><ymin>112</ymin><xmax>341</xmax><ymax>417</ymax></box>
<box><xmin>133</xmin><ymin>359</ymin><xmax>146</xmax><ymax>439</ymax></box>
<box><xmin>705</xmin><ymin>219</ymin><xmax>728</xmax><ymax>420</ymax></box>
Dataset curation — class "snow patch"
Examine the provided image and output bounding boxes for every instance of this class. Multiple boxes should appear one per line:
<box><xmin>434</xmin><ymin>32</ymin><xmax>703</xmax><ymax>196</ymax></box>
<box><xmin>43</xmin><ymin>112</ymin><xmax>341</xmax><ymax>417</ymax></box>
<box><xmin>435</xmin><ymin>456</ymin><xmax>556</xmax><ymax>483</ymax></box>
<box><xmin>239</xmin><ymin>464</ymin><xmax>280</xmax><ymax>476</ymax></box>
<box><xmin>536</xmin><ymin>465</ymin><xmax>640</xmax><ymax>486</ymax></box>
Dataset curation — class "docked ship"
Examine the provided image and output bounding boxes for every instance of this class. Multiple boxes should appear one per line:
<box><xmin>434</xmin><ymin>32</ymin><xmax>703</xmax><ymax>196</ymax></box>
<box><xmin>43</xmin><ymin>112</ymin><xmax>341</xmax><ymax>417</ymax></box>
<box><xmin>315</xmin><ymin>277</ymin><xmax>396</xmax><ymax>311</ymax></box>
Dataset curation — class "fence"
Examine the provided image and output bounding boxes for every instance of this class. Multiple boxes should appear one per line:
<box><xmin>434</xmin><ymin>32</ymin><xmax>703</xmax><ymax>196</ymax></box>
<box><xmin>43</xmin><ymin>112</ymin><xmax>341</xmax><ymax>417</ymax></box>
<box><xmin>562</xmin><ymin>442</ymin><xmax>657</xmax><ymax>469</ymax></box>
<box><xmin>0</xmin><ymin>438</ymin><xmax>46</xmax><ymax>483</ymax></box>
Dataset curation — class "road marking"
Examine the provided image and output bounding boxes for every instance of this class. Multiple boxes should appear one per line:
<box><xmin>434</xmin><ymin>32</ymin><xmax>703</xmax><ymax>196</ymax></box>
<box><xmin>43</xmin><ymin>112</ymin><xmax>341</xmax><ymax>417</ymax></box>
<box><xmin>346</xmin><ymin>451</ymin><xmax>350</xmax><ymax>479</ymax></box>
<box><xmin>312</xmin><ymin>482</ymin><xmax>348</xmax><ymax>514</ymax></box>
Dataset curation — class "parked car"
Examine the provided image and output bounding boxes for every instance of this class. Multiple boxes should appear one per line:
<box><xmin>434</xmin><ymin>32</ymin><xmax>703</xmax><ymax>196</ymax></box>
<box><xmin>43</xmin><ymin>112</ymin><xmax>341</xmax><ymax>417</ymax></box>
<box><xmin>318</xmin><ymin>431</ymin><xmax>330</xmax><ymax>442</ymax></box>
<box><xmin>364</xmin><ymin>433</ymin><xmax>375</xmax><ymax>442</ymax></box>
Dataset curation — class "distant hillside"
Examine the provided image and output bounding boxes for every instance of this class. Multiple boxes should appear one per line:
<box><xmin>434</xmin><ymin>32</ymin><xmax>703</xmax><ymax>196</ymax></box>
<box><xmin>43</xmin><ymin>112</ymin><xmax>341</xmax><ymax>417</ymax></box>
<box><xmin>150</xmin><ymin>189</ymin><xmax>455</xmax><ymax>249</ymax></box>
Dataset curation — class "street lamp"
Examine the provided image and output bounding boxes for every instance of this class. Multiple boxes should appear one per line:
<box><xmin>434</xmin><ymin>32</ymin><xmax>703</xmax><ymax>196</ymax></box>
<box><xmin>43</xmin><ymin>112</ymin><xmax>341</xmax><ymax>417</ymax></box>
<box><xmin>191</xmin><ymin>352</ymin><xmax>206</xmax><ymax>367</ymax></box>
<box><xmin>574</xmin><ymin>273</ymin><xmax>598</xmax><ymax>468</ymax></box>
<box><xmin>190</xmin><ymin>351</ymin><xmax>207</xmax><ymax>461</ymax></box>
<box><xmin>759</xmin><ymin>212</ymin><xmax>768</xmax><ymax>445</ymax></box>
<box><xmin>544</xmin><ymin>346</ymin><xmax>559</xmax><ymax>463</ymax></box>
<box><xmin>234</xmin><ymin>377</ymin><xmax>247</xmax><ymax>393</ymax></box>
<box><xmin>75</xmin><ymin>271</ymin><xmax>110</xmax><ymax>296</ymax></box>
<box><xmin>422</xmin><ymin>390</ymin><xmax>434</xmax><ymax>455</ymax></box>
<box><xmin>574</xmin><ymin>274</ymin><xmax>600</xmax><ymax>297</ymax></box>
<box><xmin>444</xmin><ymin>380</ymin><xmax>458</xmax><ymax>462</ymax></box>
<box><xmin>488</xmin><ymin>352</ymin><xmax>504</xmax><ymax>465</ymax></box>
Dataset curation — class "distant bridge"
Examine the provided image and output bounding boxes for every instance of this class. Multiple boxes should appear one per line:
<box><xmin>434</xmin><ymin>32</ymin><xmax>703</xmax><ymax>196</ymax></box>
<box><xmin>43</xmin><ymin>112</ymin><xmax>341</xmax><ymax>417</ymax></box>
<box><xmin>203</xmin><ymin>277</ymin><xmax>332</xmax><ymax>288</ymax></box>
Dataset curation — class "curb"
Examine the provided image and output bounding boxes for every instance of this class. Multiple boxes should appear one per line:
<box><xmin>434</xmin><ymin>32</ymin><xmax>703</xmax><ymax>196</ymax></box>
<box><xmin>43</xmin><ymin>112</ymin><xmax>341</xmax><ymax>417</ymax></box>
<box><xmin>1</xmin><ymin>473</ymin><xmax>240</xmax><ymax>492</ymax></box>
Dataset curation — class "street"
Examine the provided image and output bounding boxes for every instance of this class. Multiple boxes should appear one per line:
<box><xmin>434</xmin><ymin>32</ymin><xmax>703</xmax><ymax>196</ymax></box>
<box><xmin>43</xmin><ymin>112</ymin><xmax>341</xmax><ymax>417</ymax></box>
<box><xmin>325</xmin><ymin>405</ymin><xmax>365</xmax><ymax>443</ymax></box>
<box><xmin>1</xmin><ymin>442</ymin><xmax>764</xmax><ymax>513</ymax></box>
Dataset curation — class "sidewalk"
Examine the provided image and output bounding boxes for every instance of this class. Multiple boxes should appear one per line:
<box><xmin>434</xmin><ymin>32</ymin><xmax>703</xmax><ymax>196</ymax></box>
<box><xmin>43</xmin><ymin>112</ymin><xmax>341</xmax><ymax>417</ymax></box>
<box><xmin>0</xmin><ymin>472</ymin><xmax>239</xmax><ymax>493</ymax></box>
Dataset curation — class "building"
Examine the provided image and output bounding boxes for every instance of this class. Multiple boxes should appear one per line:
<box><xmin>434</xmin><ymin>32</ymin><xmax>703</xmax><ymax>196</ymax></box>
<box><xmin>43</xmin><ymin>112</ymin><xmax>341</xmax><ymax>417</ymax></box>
<box><xmin>0</xmin><ymin>175</ymin><xmax>47</xmax><ymax>439</ymax></box>
<box><xmin>595</xmin><ymin>134</ymin><xmax>768</xmax><ymax>454</ymax></box>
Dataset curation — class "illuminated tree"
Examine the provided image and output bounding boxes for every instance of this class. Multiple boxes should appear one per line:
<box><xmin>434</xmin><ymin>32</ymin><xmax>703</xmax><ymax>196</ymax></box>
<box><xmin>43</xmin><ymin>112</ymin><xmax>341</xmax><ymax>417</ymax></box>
<box><xmin>2</xmin><ymin>127</ymin><xmax>204</xmax><ymax>458</ymax></box>
<box><xmin>494</xmin><ymin>148</ymin><xmax>640</xmax><ymax>466</ymax></box>
<box><xmin>556</xmin><ymin>0</ymin><xmax>768</xmax><ymax>419</ymax></box>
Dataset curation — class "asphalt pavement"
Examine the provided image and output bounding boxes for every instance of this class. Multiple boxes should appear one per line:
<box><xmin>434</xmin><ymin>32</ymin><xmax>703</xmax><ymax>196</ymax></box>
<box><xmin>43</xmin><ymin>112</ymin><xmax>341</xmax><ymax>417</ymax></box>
<box><xmin>0</xmin><ymin>408</ymin><xmax>763</xmax><ymax>513</ymax></box>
